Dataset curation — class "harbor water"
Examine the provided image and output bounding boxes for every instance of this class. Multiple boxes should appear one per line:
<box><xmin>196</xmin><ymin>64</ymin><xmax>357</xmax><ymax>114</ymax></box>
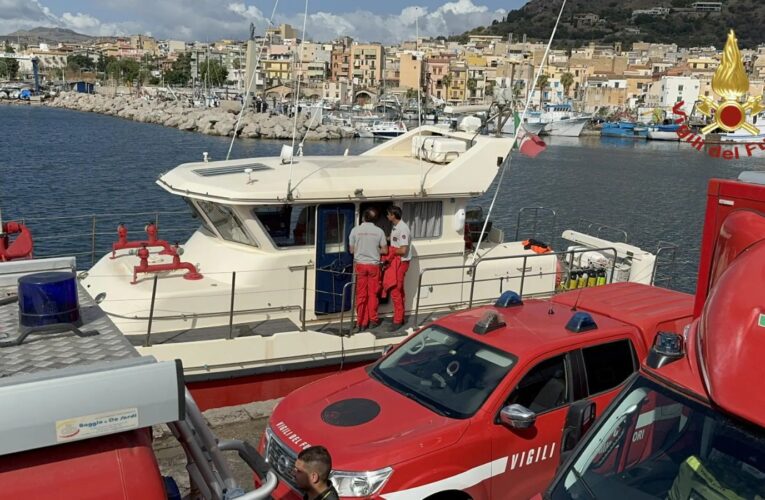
<box><xmin>3</xmin><ymin>104</ymin><xmax>765</xmax><ymax>294</ymax></box>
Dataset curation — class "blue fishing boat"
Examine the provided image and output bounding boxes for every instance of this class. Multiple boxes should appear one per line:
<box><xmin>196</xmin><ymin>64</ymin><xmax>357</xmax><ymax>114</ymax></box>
<box><xmin>601</xmin><ymin>121</ymin><xmax>648</xmax><ymax>139</ymax></box>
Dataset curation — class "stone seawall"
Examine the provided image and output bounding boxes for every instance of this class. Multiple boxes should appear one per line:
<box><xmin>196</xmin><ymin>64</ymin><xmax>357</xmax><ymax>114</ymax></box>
<box><xmin>48</xmin><ymin>92</ymin><xmax>355</xmax><ymax>140</ymax></box>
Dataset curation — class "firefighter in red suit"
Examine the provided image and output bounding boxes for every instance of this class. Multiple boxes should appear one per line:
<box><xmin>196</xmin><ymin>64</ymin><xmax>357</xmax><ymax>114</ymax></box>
<box><xmin>385</xmin><ymin>206</ymin><xmax>411</xmax><ymax>332</ymax></box>
<box><xmin>348</xmin><ymin>209</ymin><xmax>387</xmax><ymax>332</ymax></box>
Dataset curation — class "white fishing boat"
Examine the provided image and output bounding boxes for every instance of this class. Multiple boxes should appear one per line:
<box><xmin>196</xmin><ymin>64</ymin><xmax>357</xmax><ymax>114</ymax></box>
<box><xmin>525</xmin><ymin>104</ymin><xmax>591</xmax><ymax>137</ymax></box>
<box><xmin>78</xmin><ymin>120</ymin><xmax>672</xmax><ymax>408</ymax></box>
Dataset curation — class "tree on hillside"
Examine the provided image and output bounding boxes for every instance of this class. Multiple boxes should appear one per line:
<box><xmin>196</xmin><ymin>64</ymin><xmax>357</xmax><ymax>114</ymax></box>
<box><xmin>67</xmin><ymin>54</ymin><xmax>94</xmax><ymax>71</ymax></box>
<box><xmin>1</xmin><ymin>44</ymin><xmax>20</xmax><ymax>80</ymax></box>
<box><xmin>164</xmin><ymin>52</ymin><xmax>191</xmax><ymax>86</ymax></box>
<box><xmin>441</xmin><ymin>73</ymin><xmax>452</xmax><ymax>101</ymax></box>
<box><xmin>561</xmin><ymin>72</ymin><xmax>574</xmax><ymax>98</ymax></box>
<box><xmin>467</xmin><ymin>77</ymin><xmax>477</xmax><ymax>100</ymax></box>
<box><xmin>200</xmin><ymin>59</ymin><xmax>228</xmax><ymax>87</ymax></box>
<box><xmin>536</xmin><ymin>74</ymin><xmax>549</xmax><ymax>108</ymax></box>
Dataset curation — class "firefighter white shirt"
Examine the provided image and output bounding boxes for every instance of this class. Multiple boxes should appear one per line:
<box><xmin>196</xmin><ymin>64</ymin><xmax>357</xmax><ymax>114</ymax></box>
<box><xmin>390</xmin><ymin>220</ymin><xmax>412</xmax><ymax>262</ymax></box>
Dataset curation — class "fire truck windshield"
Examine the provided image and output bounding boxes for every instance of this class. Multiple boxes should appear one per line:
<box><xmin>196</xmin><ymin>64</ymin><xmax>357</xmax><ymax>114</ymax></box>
<box><xmin>371</xmin><ymin>325</ymin><xmax>517</xmax><ymax>419</ymax></box>
<box><xmin>549</xmin><ymin>376</ymin><xmax>765</xmax><ymax>500</ymax></box>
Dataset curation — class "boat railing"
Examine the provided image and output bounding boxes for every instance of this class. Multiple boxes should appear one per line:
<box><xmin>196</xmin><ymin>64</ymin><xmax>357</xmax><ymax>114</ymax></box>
<box><xmin>16</xmin><ymin>210</ymin><xmax>199</xmax><ymax>269</ymax></box>
<box><xmin>651</xmin><ymin>240</ymin><xmax>679</xmax><ymax>289</ymax></box>
<box><xmin>576</xmin><ymin>218</ymin><xmax>629</xmax><ymax>243</ymax></box>
<box><xmin>514</xmin><ymin>206</ymin><xmax>558</xmax><ymax>243</ymax></box>
<box><xmin>94</xmin><ymin>238</ymin><xmax>674</xmax><ymax>343</ymax></box>
<box><xmin>412</xmin><ymin>247</ymin><xmax>620</xmax><ymax>327</ymax></box>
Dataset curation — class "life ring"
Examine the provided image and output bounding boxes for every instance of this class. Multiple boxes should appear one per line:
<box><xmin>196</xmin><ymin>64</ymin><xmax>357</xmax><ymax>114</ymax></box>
<box><xmin>0</xmin><ymin>221</ymin><xmax>34</xmax><ymax>261</ymax></box>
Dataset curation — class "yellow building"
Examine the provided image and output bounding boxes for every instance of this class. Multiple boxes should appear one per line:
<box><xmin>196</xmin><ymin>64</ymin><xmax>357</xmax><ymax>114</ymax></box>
<box><xmin>351</xmin><ymin>44</ymin><xmax>383</xmax><ymax>87</ymax></box>
<box><xmin>263</xmin><ymin>60</ymin><xmax>292</xmax><ymax>85</ymax></box>
<box><xmin>447</xmin><ymin>63</ymin><xmax>467</xmax><ymax>103</ymax></box>
<box><xmin>398</xmin><ymin>52</ymin><xmax>422</xmax><ymax>90</ymax></box>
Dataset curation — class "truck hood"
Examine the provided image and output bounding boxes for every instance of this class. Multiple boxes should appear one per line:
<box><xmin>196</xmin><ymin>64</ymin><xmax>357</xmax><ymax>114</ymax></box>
<box><xmin>268</xmin><ymin>367</ymin><xmax>469</xmax><ymax>469</ymax></box>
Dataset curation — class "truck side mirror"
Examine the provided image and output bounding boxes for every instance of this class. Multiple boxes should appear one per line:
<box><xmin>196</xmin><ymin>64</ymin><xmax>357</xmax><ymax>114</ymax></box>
<box><xmin>559</xmin><ymin>399</ymin><xmax>596</xmax><ymax>464</ymax></box>
<box><xmin>499</xmin><ymin>404</ymin><xmax>536</xmax><ymax>429</ymax></box>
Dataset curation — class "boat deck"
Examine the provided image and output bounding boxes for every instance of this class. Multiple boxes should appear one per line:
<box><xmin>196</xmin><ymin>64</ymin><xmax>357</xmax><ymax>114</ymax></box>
<box><xmin>128</xmin><ymin>310</ymin><xmax>443</xmax><ymax>346</ymax></box>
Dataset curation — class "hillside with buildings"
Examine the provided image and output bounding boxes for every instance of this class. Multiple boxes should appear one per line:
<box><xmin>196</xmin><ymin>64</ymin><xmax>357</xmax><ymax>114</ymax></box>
<box><xmin>3</xmin><ymin>17</ymin><xmax>765</xmax><ymax>131</ymax></box>
<box><xmin>0</xmin><ymin>27</ymin><xmax>97</xmax><ymax>44</ymax></box>
<box><xmin>466</xmin><ymin>0</ymin><xmax>765</xmax><ymax>49</ymax></box>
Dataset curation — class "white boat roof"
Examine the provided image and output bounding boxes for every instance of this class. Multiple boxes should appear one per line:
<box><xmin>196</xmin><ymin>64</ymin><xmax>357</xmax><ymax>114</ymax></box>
<box><xmin>157</xmin><ymin>126</ymin><xmax>515</xmax><ymax>204</ymax></box>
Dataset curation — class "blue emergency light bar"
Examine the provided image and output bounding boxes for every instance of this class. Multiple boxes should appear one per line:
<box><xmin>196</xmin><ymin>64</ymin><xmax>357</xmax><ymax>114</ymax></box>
<box><xmin>565</xmin><ymin>312</ymin><xmax>597</xmax><ymax>333</ymax></box>
<box><xmin>495</xmin><ymin>291</ymin><xmax>523</xmax><ymax>308</ymax></box>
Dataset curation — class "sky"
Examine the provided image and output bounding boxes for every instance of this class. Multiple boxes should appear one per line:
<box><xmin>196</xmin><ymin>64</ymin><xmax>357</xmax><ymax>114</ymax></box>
<box><xmin>1</xmin><ymin>0</ymin><xmax>529</xmax><ymax>44</ymax></box>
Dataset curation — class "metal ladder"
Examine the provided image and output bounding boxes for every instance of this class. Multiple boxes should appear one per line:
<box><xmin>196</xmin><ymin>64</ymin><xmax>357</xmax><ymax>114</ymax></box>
<box><xmin>168</xmin><ymin>389</ymin><xmax>278</xmax><ymax>500</ymax></box>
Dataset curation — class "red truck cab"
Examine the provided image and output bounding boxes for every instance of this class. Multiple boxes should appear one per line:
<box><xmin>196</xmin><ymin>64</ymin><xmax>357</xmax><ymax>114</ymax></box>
<box><xmin>261</xmin><ymin>284</ymin><xmax>692</xmax><ymax>499</ymax></box>
<box><xmin>544</xmin><ymin>174</ymin><xmax>765</xmax><ymax>499</ymax></box>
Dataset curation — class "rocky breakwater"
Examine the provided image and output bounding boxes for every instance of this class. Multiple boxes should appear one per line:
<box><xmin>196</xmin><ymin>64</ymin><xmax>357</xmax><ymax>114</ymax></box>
<box><xmin>49</xmin><ymin>92</ymin><xmax>355</xmax><ymax>140</ymax></box>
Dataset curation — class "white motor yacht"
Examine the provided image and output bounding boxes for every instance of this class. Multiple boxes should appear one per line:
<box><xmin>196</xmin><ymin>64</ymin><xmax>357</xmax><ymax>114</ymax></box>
<box><xmin>81</xmin><ymin>124</ymin><xmax>668</xmax><ymax>406</ymax></box>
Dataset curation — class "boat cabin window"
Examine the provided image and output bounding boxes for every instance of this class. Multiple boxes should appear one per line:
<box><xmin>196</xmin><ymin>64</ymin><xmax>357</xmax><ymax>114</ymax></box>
<box><xmin>403</xmin><ymin>201</ymin><xmax>443</xmax><ymax>239</ymax></box>
<box><xmin>252</xmin><ymin>204</ymin><xmax>316</xmax><ymax>247</ymax></box>
<box><xmin>196</xmin><ymin>201</ymin><xmax>255</xmax><ymax>246</ymax></box>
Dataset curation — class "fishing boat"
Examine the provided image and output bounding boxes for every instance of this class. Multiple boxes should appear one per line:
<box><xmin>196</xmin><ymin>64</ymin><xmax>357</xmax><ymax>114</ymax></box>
<box><xmin>79</xmin><ymin>118</ymin><xmax>672</xmax><ymax>410</ymax></box>
<box><xmin>647</xmin><ymin>121</ymin><xmax>681</xmax><ymax>141</ymax></box>
<box><xmin>601</xmin><ymin>121</ymin><xmax>648</xmax><ymax>139</ymax></box>
<box><xmin>525</xmin><ymin>104</ymin><xmax>591</xmax><ymax>137</ymax></box>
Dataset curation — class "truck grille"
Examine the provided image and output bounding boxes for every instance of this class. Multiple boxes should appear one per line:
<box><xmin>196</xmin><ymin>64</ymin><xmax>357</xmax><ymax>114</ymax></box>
<box><xmin>265</xmin><ymin>428</ymin><xmax>299</xmax><ymax>491</ymax></box>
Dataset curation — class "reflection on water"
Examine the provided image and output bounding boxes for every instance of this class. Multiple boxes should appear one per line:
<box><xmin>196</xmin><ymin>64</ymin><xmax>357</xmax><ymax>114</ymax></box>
<box><xmin>3</xmin><ymin>105</ymin><xmax>765</xmax><ymax>293</ymax></box>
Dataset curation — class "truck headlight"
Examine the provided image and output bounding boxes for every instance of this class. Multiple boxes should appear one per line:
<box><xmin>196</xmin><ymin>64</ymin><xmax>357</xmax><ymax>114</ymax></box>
<box><xmin>331</xmin><ymin>467</ymin><xmax>393</xmax><ymax>497</ymax></box>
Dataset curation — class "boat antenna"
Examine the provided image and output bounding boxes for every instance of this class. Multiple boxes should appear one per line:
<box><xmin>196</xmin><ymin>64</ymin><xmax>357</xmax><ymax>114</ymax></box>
<box><xmin>415</xmin><ymin>7</ymin><xmax>427</xmax><ymax>196</ymax></box>
<box><xmin>225</xmin><ymin>0</ymin><xmax>281</xmax><ymax>161</ymax></box>
<box><xmin>470</xmin><ymin>0</ymin><xmax>567</xmax><ymax>262</ymax></box>
<box><xmin>286</xmin><ymin>0</ymin><xmax>310</xmax><ymax>201</ymax></box>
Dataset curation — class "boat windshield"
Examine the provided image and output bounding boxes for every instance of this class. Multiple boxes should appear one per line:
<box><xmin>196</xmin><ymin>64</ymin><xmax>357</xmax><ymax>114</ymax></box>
<box><xmin>549</xmin><ymin>376</ymin><xmax>765</xmax><ymax>500</ymax></box>
<box><xmin>371</xmin><ymin>325</ymin><xmax>516</xmax><ymax>419</ymax></box>
<box><xmin>195</xmin><ymin>200</ymin><xmax>255</xmax><ymax>246</ymax></box>
<box><xmin>252</xmin><ymin>205</ymin><xmax>316</xmax><ymax>247</ymax></box>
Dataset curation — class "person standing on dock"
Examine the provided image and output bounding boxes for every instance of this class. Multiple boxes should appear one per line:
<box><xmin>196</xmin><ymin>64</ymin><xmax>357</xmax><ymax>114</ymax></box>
<box><xmin>349</xmin><ymin>208</ymin><xmax>387</xmax><ymax>332</ymax></box>
<box><xmin>386</xmin><ymin>206</ymin><xmax>411</xmax><ymax>332</ymax></box>
<box><xmin>293</xmin><ymin>446</ymin><xmax>339</xmax><ymax>500</ymax></box>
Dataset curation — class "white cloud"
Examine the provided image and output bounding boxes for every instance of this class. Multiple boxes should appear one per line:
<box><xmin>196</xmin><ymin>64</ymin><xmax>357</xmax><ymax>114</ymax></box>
<box><xmin>1</xmin><ymin>0</ymin><xmax>506</xmax><ymax>43</ymax></box>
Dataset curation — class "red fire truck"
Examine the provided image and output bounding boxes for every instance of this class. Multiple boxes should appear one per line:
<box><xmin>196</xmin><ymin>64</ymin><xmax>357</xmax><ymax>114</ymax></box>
<box><xmin>260</xmin><ymin>280</ymin><xmax>693</xmax><ymax>498</ymax></box>
<box><xmin>542</xmin><ymin>173</ymin><xmax>765</xmax><ymax>498</ymax></box>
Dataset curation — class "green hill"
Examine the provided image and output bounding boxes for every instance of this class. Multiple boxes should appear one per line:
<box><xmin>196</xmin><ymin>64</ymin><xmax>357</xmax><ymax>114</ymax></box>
<box><xmin>463</xmin><ymin>0</ymin><xmax>765</xmax><ymax>49</ymax></box>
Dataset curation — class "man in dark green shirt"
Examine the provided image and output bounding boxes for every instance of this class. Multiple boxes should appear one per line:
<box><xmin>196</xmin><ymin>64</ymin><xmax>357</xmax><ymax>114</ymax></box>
<box><xmin>294</xmin><ymin>446</ymin><xmax>339</xmax><ymax>500</ymax></box>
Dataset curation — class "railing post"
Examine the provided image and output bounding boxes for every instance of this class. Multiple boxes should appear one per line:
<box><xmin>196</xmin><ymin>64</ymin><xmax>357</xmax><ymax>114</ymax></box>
<box><xmin>228</xmin><ymin>271</ymin><xmax>236</xmax><ymax>340</ymax></box>
<box><xmin>414</xmin><ymin>270</ymin><xmax>425</xmax><ymax>327</ymax></box>
<box><xmin>301</xmin><ymin>266</ymin><xmax>308</xmax><ymax>331</ymax></box>
<box><xmin>144</xmin><ymin>275</ymin><xmax>158</xmax><ymax>347</ymax></box>
<box><xmin>349</xmin><ymin>273</ymin><xmax>356</xmax><ymax>330</ymax></box>
<box><xmin>90</xmin><ymin>215</ymin><xmax>97</xmax><ymax>267</ymax></box>
<box><xmin>519</xmin><ymin>255</ymin><xmax>528</xmax><ymax>297</ymax></box>
<box><xmin>468</xmin><ymin>261</ymin><xmax>478</xmax><ymax>308</ymax></box>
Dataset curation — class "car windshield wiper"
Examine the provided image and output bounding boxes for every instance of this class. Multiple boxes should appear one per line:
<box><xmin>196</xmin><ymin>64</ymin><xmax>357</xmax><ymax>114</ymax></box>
<box><xmin>400</xmin><ymin>390</ymin><xmax>451</xmax><ymax>417</ymax></box>
<box><xmin>568</xmin><ymin>467</ymin><xmax>596</xmax><ymax>500</ymax></box>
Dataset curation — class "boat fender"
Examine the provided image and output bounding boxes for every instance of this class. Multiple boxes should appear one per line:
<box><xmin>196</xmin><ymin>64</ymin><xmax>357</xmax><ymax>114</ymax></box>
<box><xmin>0</xmin><ymin>221</ymin><xmax>34</xmax><ymax>261</ymax></box>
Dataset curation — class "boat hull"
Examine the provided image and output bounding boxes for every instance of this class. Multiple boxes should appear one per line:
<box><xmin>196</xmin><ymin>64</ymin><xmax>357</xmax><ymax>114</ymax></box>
<box><xmin>543</xmin><ymin>118</ymin><xmax>589</xmax><ymax>137</ymax></box>
<box><xmin>187</xmin><ymin>358</ymin><xmax>372</xmax><ymax>410</ymax></box>
<box><xmin>647</xmin><ymin>130</ymin><xmax>680</xmax><ymax>141</ymax></box>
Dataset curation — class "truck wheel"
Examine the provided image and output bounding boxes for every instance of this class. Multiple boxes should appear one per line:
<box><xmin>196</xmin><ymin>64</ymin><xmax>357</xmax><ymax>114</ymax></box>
<box><xmin>424</xmin><ymin>491</ymin><xmax>472</xmax><ymax>500</ymax></box>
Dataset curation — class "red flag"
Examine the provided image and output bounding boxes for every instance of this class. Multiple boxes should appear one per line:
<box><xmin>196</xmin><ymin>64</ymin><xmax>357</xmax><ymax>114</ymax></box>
<box><xmin>517</xmin><ymin>130</ymin><xmax>547</xmax><ymax>158</ymax></box>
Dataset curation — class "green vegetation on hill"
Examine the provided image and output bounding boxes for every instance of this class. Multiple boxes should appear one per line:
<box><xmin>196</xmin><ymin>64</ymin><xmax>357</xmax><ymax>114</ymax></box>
<box><xmin>461</xmin><ymin>0</ymin><xmax>765</xmax><ymax>49</ymax></box>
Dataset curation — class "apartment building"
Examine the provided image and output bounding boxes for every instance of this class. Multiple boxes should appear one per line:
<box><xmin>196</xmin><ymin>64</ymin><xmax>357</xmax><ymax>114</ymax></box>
<box><xmin>350</xmin><ymin>44</ymin><xmax>383</xmax><ymax>87</ymax></box>
<box><xmin>399</xmin><ymin>52</ymin><xmax>423</xmax><ymax>90</ymax></box>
